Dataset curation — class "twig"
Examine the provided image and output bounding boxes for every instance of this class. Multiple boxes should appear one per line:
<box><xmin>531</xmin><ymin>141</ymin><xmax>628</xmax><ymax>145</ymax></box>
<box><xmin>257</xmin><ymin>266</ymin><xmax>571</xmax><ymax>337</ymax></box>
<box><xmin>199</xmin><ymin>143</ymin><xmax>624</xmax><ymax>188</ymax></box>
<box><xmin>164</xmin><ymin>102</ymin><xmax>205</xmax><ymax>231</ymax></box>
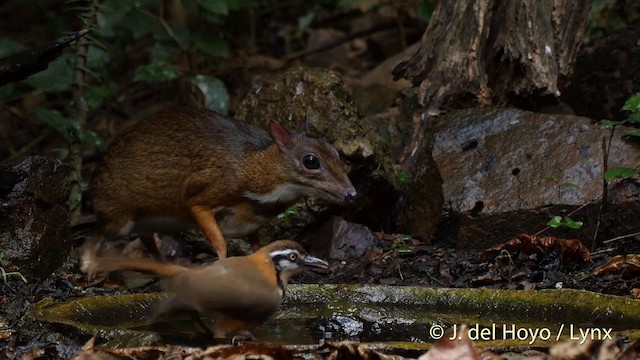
<box><xmin>602</xmin><ymin>231</ymin><xmax>640</xmax><ymax>244</ymax></box>
<box><xmin>534</xmin><ymin>165</ymin><xmax>640</xmax><ymax>238</ymax></box>
<box><xmin>591</xmin><ymin>136</ymin><xmax>609</xmax><ymax>249</ymax></box>
<box><xmin>589</xmin><ymin>247</ymin><xmax>617</xmax><ymax>258</ymax></box>
<box><xmin>2</xmin><ymin>131</ymin><xmax>50</xmax><ymax>165</ymax></box>
<box><xmin>534</xmin><ymin>191</ymin><xmax>599</xmax><ymax>237</ymax></box>
<box><xmin>396</xmin><ymin>263</ymin><xmax>404</xmax><ymax>281</ymax></box>
<box><xmin>137</xmin><ymin>7</ymin><xmax>188</xmax><ymax>51</ymax></box>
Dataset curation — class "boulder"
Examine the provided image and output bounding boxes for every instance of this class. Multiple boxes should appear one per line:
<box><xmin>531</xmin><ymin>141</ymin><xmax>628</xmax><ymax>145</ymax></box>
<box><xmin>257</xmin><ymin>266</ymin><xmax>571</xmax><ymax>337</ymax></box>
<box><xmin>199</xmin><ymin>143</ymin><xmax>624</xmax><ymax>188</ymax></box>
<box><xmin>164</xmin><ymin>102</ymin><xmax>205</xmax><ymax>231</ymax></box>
<box><xmin>236</xmin><ymin>67</ymin><xmax>375</xmax><ymax>161</ymax></box>
<box><xmin>0</xmin><ymin>156</ymin><xmax>70</xmax><ymax>279</ymax></box>
<box><xmin>432</xmin><ymin>107</ymin><xmax>640</xmax><ymax>248</ymax></box>
<box><xmin>308</xmin><ymin>216</ymin><xmax>375</xmax><ymax>260</ymax></box>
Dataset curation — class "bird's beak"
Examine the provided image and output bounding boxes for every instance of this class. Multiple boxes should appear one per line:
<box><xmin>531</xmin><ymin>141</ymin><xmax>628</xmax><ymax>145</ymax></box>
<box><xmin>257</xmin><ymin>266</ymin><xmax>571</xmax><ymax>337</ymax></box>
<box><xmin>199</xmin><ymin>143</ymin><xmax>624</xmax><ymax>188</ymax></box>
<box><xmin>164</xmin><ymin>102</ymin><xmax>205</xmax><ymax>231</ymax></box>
<box><xmin>303</xmin><ymin>255</ymin><xmax>329</xmax><ymax>269</ymax></box>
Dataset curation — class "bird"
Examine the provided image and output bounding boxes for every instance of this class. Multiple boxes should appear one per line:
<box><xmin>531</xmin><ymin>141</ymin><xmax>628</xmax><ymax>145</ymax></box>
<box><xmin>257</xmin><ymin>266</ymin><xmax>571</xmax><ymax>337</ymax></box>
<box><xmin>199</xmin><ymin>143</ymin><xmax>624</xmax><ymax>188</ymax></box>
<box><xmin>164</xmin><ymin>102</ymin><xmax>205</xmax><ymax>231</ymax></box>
<box><xmin>81</xmin><ymin>240</ymin><xmax>329</xmax><ymax>342</ymax></box>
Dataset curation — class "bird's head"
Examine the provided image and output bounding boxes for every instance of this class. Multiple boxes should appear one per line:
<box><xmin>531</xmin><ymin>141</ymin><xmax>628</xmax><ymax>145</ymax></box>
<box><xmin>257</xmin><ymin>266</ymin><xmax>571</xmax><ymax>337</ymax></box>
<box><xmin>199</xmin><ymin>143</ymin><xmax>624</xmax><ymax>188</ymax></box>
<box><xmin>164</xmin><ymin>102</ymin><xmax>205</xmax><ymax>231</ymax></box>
<box><xmin>258</xmin><ymin>240</ymin><xmax>329</xmax><ymax>287</ymax></box>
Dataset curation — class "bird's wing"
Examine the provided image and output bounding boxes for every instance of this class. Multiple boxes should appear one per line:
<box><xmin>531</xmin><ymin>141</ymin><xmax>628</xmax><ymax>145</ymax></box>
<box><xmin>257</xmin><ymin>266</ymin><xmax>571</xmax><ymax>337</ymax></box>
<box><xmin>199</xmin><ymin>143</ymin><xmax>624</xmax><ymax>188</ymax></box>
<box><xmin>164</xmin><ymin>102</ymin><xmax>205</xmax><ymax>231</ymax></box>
<box><xmin>167</xmin><ymin>258</ymin><xmax>281</xmax><ymax>321</ymax></box>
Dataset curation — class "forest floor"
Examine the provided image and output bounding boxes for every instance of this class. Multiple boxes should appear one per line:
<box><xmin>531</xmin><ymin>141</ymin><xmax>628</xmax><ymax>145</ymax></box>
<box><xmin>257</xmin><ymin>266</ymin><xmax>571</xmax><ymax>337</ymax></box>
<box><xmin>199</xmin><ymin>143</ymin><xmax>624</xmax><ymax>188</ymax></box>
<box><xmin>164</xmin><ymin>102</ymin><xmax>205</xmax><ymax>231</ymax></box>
<box><xmin>2</xmin><ymin>221</ymin><xmax>640</xmax><ymax>359</ymax></box>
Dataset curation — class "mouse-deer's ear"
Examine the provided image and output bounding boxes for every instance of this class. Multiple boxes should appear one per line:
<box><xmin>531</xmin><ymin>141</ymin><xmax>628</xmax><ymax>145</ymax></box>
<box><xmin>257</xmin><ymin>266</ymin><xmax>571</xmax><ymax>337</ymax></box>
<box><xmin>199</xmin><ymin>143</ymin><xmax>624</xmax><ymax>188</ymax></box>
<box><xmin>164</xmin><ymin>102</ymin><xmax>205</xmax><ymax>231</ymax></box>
<box><xmin>269</xmin><ymin>120</ymin><xmax>294</xmax><ymax>152</ymax></box>
<box><xmin>297</xmin><ymin>113</ymin><xmax>310</xmax><ymax>133</ymax></box>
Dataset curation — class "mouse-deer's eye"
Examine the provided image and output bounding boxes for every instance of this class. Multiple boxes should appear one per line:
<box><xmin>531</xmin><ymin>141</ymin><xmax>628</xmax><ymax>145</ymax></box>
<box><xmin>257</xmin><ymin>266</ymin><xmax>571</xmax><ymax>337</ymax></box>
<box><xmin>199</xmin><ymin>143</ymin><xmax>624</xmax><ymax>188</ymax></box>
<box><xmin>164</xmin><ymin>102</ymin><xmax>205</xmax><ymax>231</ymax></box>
<box><xmin>302</xmin><ymin>154</ymin><xmax>320</xmax><ymax>170</ymax></box>
<box><xmin>289</xmin><ymin>253</ymin><xmax>297</xmax><ymax>261</ymax></box>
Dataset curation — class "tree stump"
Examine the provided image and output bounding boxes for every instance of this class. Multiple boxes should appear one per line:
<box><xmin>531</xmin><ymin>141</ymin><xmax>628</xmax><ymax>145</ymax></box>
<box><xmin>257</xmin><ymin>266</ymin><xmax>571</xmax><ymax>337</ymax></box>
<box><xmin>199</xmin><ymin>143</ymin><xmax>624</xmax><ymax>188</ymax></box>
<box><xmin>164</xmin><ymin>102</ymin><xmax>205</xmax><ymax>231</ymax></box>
<box><xmin>392</xmin><ymin>0</ymin><xmax>591</xmax><ymax>110</ymax></box>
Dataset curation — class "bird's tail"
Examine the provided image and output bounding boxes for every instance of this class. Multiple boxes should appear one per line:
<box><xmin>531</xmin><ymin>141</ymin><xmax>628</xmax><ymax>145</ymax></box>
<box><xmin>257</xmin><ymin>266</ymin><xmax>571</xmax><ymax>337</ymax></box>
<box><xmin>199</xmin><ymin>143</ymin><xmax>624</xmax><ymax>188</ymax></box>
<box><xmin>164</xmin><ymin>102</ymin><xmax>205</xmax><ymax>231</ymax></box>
<box><xmin>81</xmin><ymin>237</ymin><xmax>186</xmax><ymax>279</ymax></box>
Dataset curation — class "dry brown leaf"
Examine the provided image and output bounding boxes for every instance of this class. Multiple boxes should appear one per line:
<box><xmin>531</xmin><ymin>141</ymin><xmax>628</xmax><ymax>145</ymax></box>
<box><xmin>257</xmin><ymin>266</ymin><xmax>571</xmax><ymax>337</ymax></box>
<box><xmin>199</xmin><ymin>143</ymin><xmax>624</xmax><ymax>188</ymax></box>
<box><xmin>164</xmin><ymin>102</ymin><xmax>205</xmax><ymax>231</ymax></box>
<box><xmin>549</xmin><ymin>339</ymin><xmax>610</xmax><ymax>360</ymax></box>
<box><xmin>482</xmin><ymin>234</ymin><xmax>591</xmax><ymax>265</ymax></box>
<box><xmin>418</xmin><ymin>325</ymin><xmax>480</xmax><ymax>360</ymax></box>
<box><xmin>73</xmin><ymin>338</ymin><xmax>298</xmax><ymax>360</ymax></box>
<box><xmin>185</xmin><ymin>344</ymin><xmax>295</xmax><ymax>360</ymax></box>
<box><xmin>318</xmin><ymin>341</ymin><xmax>396</xmax><ymax>360</ymax></box>
<box><xmin>593</xmin><ymin>254</ymin><xmax>640</xmax><ymax>275</ymax></box>
<box><xmin>618</xmin><ymin>338</ymin><xmax>640</xmax><ymax>359</ymax></box>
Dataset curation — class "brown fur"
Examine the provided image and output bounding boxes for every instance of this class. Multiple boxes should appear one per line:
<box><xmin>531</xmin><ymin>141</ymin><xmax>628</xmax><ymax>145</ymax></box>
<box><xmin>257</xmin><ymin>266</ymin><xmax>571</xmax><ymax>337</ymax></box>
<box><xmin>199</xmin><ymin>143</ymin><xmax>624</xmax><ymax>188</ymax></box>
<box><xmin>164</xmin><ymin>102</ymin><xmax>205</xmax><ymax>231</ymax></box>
<box><xmin>92</xmin><ymin>107</ymin><xmax>355</xmax><ymax>259</ymax></box>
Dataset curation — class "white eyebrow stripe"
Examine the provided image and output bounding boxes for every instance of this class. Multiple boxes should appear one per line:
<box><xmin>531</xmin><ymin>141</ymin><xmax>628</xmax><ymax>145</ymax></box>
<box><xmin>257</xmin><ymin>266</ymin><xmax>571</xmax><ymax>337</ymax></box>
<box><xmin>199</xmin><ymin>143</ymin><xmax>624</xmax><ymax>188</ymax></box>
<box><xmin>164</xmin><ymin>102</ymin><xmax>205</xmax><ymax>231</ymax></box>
<box><xmin>270</xmin><ymin>249</ymin><xmax>298</xmax><ymax>257</ymax></box>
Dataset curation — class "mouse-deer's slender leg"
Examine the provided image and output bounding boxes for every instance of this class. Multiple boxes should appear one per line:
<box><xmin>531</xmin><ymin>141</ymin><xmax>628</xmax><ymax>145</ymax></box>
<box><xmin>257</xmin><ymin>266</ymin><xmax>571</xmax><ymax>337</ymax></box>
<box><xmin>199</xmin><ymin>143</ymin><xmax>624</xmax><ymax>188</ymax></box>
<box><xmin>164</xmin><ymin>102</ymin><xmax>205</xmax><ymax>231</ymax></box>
<box><xmin>191</xmin><ymin>205</ymin><xmax>227</xmax><ymax>259</ymax></box>
<box><xmin>139</xmin><ymin>232</ymin><xmax>164</xmax><ymax>261</ymax></box>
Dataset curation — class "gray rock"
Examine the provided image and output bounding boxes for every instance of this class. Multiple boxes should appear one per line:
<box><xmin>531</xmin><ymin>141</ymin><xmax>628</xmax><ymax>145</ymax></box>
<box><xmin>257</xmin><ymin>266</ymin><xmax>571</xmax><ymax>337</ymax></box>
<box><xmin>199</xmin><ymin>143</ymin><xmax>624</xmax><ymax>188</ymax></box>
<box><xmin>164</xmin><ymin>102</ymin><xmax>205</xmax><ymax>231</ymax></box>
<box><xmin>237</xmin><ymin>67</ymin><xmax>378</xmax><ymax>161</ymax></box>
<box><xmin>432</xmin><ymin>107</ymin><xmax>640</xmax><ymax>247</ymax></box>
<box><xmin>0</xmin><ymin>156</ymin><xmax>70</xmax><ymax>279</ymax></box>
<box><xmin>309</xmin><ymin>216</ymin><xmax>375</xmax><ymax>260</ymax></box>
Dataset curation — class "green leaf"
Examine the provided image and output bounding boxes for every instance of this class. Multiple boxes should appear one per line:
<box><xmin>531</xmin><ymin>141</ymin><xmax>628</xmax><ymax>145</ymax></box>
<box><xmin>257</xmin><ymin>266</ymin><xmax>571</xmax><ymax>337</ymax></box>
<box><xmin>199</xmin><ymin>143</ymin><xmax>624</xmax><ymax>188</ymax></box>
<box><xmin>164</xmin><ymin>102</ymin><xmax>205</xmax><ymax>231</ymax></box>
<box><xmin>134</xmin><ymin>63</ymin><xmax>181</xmax><ymax>83</ymax></box>
<box><xmin>81</xmin><ymin>129</ymin><xmax>107</xmax><ymax>149</ymax></box>
<box><xmin>601</xmin><ymin>119</ymin><xmax>621</xmax><ymax>128</ymax></box>
<box><xmin>95</xmin><ymin>0</ymin><xmax>135</xmax><ymax>37</ymax></box>
<box><xmin>237</xmin><ymin>0</ymin><xmax>257</xmax><ymax>6</ymax></box>
<box><xmin>193</xmin><ymin>34</ymin><xmax>228</xmax><ymax>57</ymax></box>
<box><xmin>622</xmin><ymin>130</ymin><xmax>640</xmax><ymax>139</ymax></box>
<box><xmin>394</xmin><ymin>246</ymin><xmax>412</xmax><ymax>254</ymax></box>
<box><xmin>33</xmin><ymin>108</ymin><xmax>79</xmax><ymax>141</ymax></box>
<box><xmin>86</xmin><ymin>85</ymin><xmax>114</xmax><ymax>109</ymax></box>
<box><xmin>69</xmin><ymin>190</ymin><xmax>82</xmax><ymax>212</ymax></box>
<box><xmin>190</xmin><ymin>75</ymin><xmax>229</xmax><ymax>115</ymax></box>
<box><xmin>169</xmin><ymin>24</ymin><xmax>191</xmax><ymax>46</ymax></box>
<box><xmin>604</xmin><ymin>167</ymin><xmax>639</xmax><ymax>183</ymax></box>
<box><xmin>547</xmin><ymin>216</ymin><xmax>563</xmax><ymax>228</ymax></box>
<box><xmin>200</xmin><ymin>0</ymin><xmax>228</xmax><ymax>15</ymax></box>
<box><xmin>627</xmin><ymin>112</ymin><xmax>640</xmax><ymax>125</ymax></box>
<box><xmin>226</xmin><ymin>0</ymin><xmax>240</xmax><ymax>10</ymax></box>
<box><xmin>23</xmin><ymin>53</ymin><xmax>74</xmax><ymax>92</ymax></box>
<box><xmin>396</xmin><ymin>171</ymin><xmax>412</xmax><ymax>184</ymax></box>
<box><xmin>200</xmin><ymin>11</ymin><xmax>225</xmax><ymax>25</ymax></box>
<box><xmin>124</xmin><ymin>9</ymin><xmax>165</xmax><ymax>39</ymax></box>
<box><xmin>543</xmin><ymin>176</ymin><xmax>556</xmax><ymax>182</ymax></box>
<box><xmin>0</xmin><ymin>38</ymin><xmax>24</xmax><ymax>57</ymax></box>
<box><xmin>298</xmin><ymin>11</ymin><xmax>315</xmax><ymax>30</ymax></box>
<box><xmin>561</xmin><ymin>182</ymin><xmax>580</xmax><ymax>190</ymax></box>
<box><xmin>622</xmin><ymin>93</ymin><xmax>640</xmax><ymax>113</ymax></box>
<box><xmin>0</xmin><ymin>84</ymin><xmax>14</xmax><ymax>99</ymax></box>
<box><xmin>151</xmin><ymin>41</ymin><xmax>180</xmax><ymax>62</ymax></box>
<box><xmin>86</xmin><ymin>45</ymin><xmax>110</xmax><ymax>72</ymax></box>
<box><xmin>80</xmin><ymin>179</ymin><xmax>90</xmax><ymax>191</ymax></box>
<box><xmin>418</xmin><ymin>0</ymin><xmax>437</xmax><ymax>22</ymax></box>
<box><xmin>51</xmin><ymin>148</ymin><xmax>70</xmax><ymax>160</ymax></box>
<box><xmin>564</xmin><ymin>217</ymin><xmax>584</xmax><ymax>230</ymax></box>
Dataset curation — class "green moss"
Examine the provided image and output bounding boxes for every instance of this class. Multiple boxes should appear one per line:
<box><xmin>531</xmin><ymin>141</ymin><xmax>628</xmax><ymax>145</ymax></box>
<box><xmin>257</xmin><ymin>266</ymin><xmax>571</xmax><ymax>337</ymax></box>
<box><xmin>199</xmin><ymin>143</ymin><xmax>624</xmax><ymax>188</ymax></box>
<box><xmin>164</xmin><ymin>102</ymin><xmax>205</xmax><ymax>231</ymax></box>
<box><xmin>27</xmin><ymin>285</ymin><xmax>639</xmax><ymax>350</ymax></box>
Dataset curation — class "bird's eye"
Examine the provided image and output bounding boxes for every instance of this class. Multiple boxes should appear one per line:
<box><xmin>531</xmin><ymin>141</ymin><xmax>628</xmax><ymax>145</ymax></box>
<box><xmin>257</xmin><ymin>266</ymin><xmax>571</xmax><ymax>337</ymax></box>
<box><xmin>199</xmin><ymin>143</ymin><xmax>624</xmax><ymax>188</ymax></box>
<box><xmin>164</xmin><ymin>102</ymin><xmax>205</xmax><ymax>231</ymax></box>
<box><xmin>289</xmin><ymin>253</ymin><xmax>297</xmax><ymax>261</ymax></box>
<box><xmin>302</xmin><ymin>154</ymin><xmax>320</xmax><ymax>170</ymax></box>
